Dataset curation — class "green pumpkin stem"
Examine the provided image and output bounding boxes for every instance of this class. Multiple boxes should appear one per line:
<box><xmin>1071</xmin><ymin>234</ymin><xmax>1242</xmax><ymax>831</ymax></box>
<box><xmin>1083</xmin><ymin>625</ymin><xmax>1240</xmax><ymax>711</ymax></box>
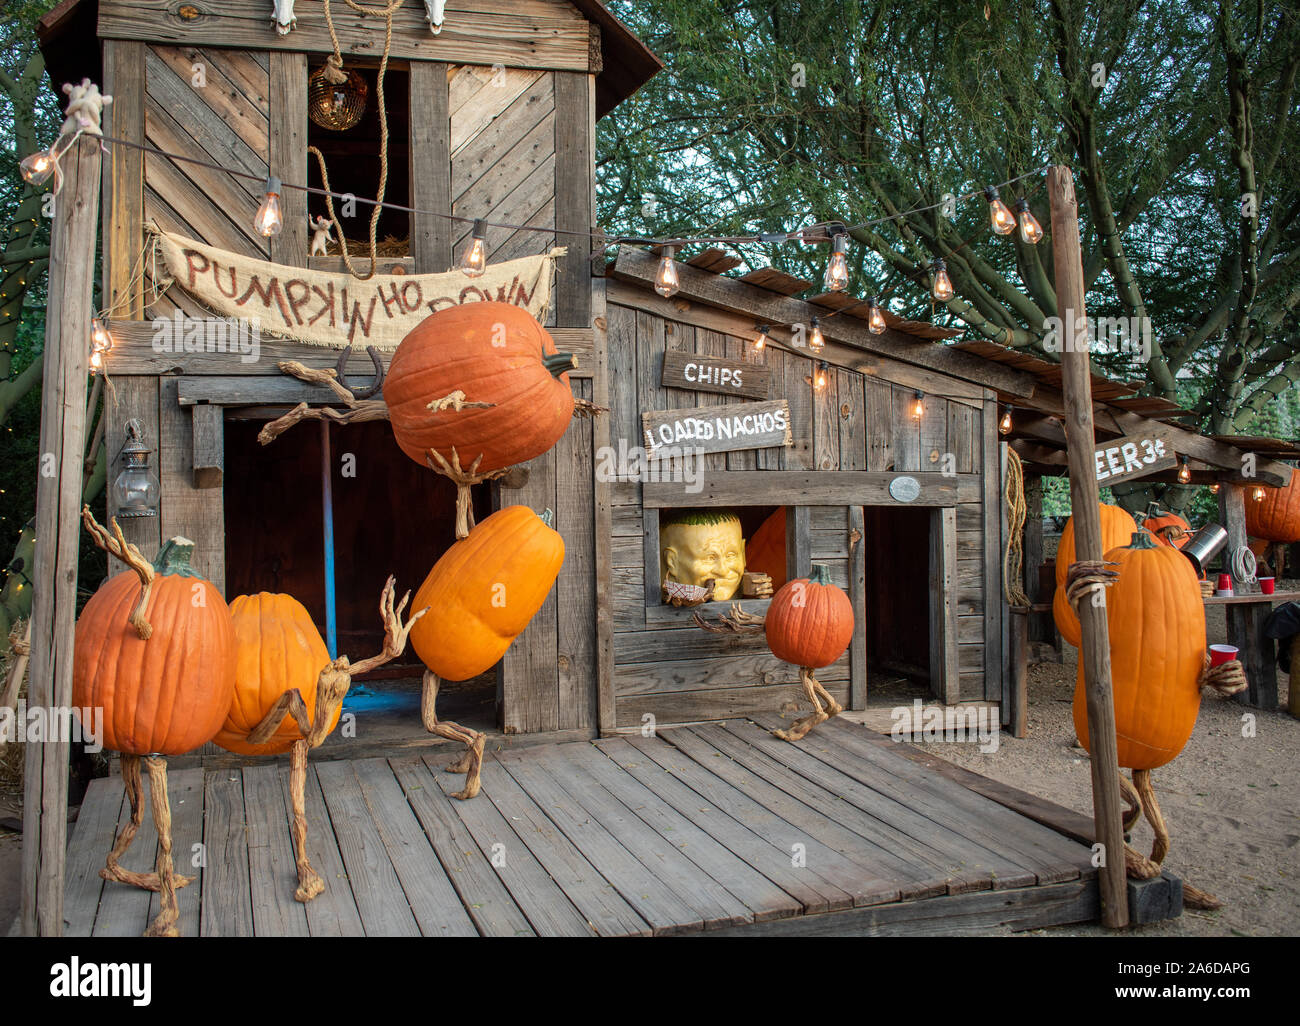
<box><xmin>540</xmin><ymin>508</ymin><xmax>555</xmax><ymax>528</ymax></box>
<box><xmin>1128</xmin><ymin>531</ymin><xmax>1159</xmax><ymax>550</ymax></box>
<box><xmin>807</xmin><ymin>563</ymin><xmax>831</xmax><ymax>585</ymax></box>
<box><xmin>153</xmin><ymin>536</ymin><xmax>201</xmax><ymax>577</ymax></box>
<box><xmin>544</xmin><ymin>352</ymin><xmax>577</xmax><ymax>378</ymax></box>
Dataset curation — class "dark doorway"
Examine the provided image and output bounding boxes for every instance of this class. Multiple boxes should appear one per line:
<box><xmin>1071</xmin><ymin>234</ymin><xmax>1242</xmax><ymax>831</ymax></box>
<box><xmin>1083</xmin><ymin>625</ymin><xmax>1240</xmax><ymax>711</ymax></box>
<box><xmin>864</xmin><ymin>506</ymin><xmax>932</xmax><ymax>682</ymax></box>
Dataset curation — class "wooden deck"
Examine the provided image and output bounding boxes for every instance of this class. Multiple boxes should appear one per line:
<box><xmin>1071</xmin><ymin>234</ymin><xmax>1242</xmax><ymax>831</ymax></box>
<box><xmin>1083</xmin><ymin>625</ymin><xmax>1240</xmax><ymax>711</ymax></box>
<box><xmin>63</xmin><ymin>718</ymin><xmax>1101</xmax><ymax>936</ymax></box>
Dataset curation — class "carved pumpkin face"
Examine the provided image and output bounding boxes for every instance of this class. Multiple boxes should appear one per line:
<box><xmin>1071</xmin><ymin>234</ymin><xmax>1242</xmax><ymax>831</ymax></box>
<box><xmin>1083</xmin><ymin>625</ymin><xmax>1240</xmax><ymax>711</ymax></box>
<box><xmin>660</xmin><ymin>510</ymin><xmax>745</xmax><ymax>601</ymax></box>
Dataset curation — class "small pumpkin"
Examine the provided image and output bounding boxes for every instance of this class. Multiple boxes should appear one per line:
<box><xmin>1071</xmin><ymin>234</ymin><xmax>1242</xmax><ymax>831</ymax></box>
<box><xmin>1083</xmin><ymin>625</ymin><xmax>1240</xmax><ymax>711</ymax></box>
<box><xmin>409</xmin><ymin>505</ymin><xmax>565</xmax><ymax>681</ymax></box>
<box><xmin>73</xmin><ymin>537</ymin><xmax>234</xmax><ymax>756</ymax></box>
<box><xmin>745</xmin><ymin>508</ymin><xmax>788</xmax><ymax>590</ymax></box>
<box><xmin>1244</xmin><ymin>467</ymin><xmax>1300</xmax><ymax>542</ymax></box>
<box><xmin>1142</xmin><ymin>502</ymin><xmax>1191</xmax><ymax>549</ymax></box>
<box><xmin>1053</xmin><ymin>503</ymin><xmax>1147</xmax><ymax>647</ymax></box>
<box><xmin>765</xmin><ymin>564</ymin><xmax>854</xmax><ymax>669</ymax></box>
<box><xmin>213</xmin><ymin>593</ymin><xmax>335</xmax><ymax>756</ymax></box>
<box><xmin>1072</xmin><ymin>532</ymin><xmax>1205</xmax><ymax>770</ymax></box>
<box><xmin>383</xmin><ymin>302</ymin><xmax>576</xmax><ymax>474</ymax></box>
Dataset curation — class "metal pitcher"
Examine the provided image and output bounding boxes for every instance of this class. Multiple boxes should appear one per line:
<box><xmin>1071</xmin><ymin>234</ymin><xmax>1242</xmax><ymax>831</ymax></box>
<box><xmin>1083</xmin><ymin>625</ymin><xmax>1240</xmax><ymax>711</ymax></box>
<box><xmin>1181</xmin><ymin>523</ymin><xmax>1228</xmax><ymax>577</ymax></box>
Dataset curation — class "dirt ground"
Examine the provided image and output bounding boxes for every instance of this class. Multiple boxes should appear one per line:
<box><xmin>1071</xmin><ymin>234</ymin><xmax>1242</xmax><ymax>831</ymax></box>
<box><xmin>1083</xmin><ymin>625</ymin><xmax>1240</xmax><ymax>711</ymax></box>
<box><xmin>905</xmin><ymin>596</ymin><xmax>1300</xmax><ymax>936</ymax></box>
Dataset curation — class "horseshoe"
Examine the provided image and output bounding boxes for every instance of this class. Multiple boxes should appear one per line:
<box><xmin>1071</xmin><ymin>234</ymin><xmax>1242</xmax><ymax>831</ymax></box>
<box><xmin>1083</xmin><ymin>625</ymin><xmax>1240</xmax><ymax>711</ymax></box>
<box><xmin>335</xmin><ymin>345</ymin><xmax>385</xmax><ymax>399</ymax></box>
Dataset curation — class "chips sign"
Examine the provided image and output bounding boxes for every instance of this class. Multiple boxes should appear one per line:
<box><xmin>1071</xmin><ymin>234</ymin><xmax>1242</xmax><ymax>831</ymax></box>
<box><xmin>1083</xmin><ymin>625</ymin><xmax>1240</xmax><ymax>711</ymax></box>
<box><xmin>642</xmin><ymin>400</ymin><xmax>792</xmax><ymax>460</ymax></box>
<box><xmin>660</xmin><ymin>351</ymin><xmax>771</xmax><ymax>400</ymax></box>
<box><xmin>1093</xmin><ymin>431</ymin><xmax>1177</xmax><ymax>485</ymax></box>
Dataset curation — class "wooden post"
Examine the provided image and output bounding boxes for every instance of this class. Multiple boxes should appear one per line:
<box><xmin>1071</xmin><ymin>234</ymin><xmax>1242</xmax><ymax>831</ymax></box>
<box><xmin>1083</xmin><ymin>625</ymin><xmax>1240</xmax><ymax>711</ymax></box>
<box><xmin>20</xmin><ymin>135</ymin><xmax>104</xmax><ymax>936</ymax></box>
<box><xmin>1047</xmin><ymin>165</ymin><xmax>1129</xmax><ymax>929</ymax></box>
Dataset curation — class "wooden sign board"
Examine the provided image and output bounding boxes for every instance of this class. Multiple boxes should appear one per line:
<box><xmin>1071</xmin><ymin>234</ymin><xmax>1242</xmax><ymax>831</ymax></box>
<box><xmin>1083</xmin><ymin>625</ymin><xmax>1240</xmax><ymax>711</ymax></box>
<box><xmin>660</xmin><ymin>351</ymin><xmax>770</xmax><ymax>399</ymax></box>
<box><xmin>1093</xmin><ymin>431</ymin><xmax>1177</xmax><ymax>485</ymax></box>
<box><xmin>642</xmin><ymin>400</ymin><xmax>792</xmax><ymax>460</ymax></box>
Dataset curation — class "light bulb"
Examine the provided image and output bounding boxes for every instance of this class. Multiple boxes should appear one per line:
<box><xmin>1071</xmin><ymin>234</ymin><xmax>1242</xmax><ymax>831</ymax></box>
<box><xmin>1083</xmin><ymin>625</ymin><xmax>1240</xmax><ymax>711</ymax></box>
<box><xmin>867</xmin><ymin>298</ymin><xmax>886</xmax><ymax>335</ymax></box>
<box><xmin>985</xmin><ymin>186</ymin><xmax>1016</xmax><ymax>235</ymax></box>
<box><xmin>91</xmin><ymin>317</ymin><xmax>113</xmax><ymax>353</ymax></box>
<box><xmin>1252</xmin><ymin>486</ymin><xmax>1266</xmax><ymax>501</ymax></box>
<box><xmin>814</xmin><ymin>361</ymin><xmax>829</xmax><ymax>391</ymax></box>
<box><xmin>824</xmin><ymin>232</ymin><xmax>850</xmax><ymax>292</ymax></box>
<box><xmin>809</xmin><ymin>316</ymin><xmax>825</xmax><ymax>352</ymax></box>
<box><xmin>911</xmin><ymin>390</ymin><xmax>925</xmax><ymax>421</ymax></box>
<box><xmin>932</xmin><ymin>259</ymin><xmax>954</xmax><ymax>301</ymax></box>
<box><xmin>460</xmin><ymin>219</ymin><xmax>488</xmax><ymax>278</ymax></box>
<box><xmin>999</xmin><ymin>406</ymin><xmax>1013</xmax><ymax>435</ymax></box>
<box><xmin>655</xmin><ymin>246</ymin><xmax>680</xmax><ymax>298</ymax></box>
<box><xmin>753</xmin><ymin>326</ymin><xmax>770</xmax><ymax>352</ymax></box>
<box><xmin>1177</xmin><ymin>460</ymin><xmax>1191</xmax><ymax>484</ymax></box>
<box><xmin>1211</xmin><ymin>483</ymin><xmax>1221</xmax><ymax>494</ymax></box>
<box><xmin>90</xmin><ymin>349</ymin><xmax>103</xmax><ymax>372</ymax></box>
<box><xmin>1016</xmin><ymin>198</ymin><xmax>1043</xmax><ymax>244</ymax></box>
<box><xmin>254</xmin><ymin>176</ymin><xmax>284</xmax><ymax>237</ymax></box>
<box><xmin>20</xmin><ymin>150</ymin><xmax>54</xmax><ymax>186</ymax></box>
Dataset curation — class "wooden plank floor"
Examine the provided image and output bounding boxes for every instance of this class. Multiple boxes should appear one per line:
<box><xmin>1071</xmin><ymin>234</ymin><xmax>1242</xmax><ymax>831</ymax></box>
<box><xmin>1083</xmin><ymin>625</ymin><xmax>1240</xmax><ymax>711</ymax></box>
<box><xmin>63</xmin><ymin>720</ymin><xmax>1100</xmax><ymax>936</ymax></box>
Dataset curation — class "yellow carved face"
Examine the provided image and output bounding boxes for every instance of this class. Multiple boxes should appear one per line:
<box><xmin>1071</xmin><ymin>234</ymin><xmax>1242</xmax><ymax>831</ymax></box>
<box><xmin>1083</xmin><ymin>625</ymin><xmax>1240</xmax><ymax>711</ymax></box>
<box><xmin>660</xmin><ymin>513</ymin><xmax>745</xmax><ymax>601</ymax></box>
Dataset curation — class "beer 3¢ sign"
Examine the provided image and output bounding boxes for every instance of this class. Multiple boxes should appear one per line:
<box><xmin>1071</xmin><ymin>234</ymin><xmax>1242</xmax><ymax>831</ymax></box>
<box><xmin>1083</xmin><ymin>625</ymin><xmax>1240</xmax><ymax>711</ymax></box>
<box><xmin>1093</xmin><ymin>431</ymin><xmax>1177</xmax><ymax>485</ymax></box>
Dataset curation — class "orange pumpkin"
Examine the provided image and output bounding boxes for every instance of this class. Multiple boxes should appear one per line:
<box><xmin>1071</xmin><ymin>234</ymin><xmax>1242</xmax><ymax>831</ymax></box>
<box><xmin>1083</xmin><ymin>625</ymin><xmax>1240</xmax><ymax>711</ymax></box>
<box><xmin>213</xmin><ymin>593</ymin><xmax>335</xmax><ymax>756</ymax></box>
<box><xmin>765</xmin><ymin>564</ymin><xmax>854</xmax><ymax>668</ymax></box>
<box><xmin>383</xmin><ymin>302</ymin><xmax>576</xmax><ymax>473</ymax></box>
<box><xmin>409</xmin><ymin>506</ymin><xmax>565</xmax><ymax>681</ymax></box>
<box><xmin>1053</xmin><ymin>503</ymin><xmax>1146</xmax><ymax>647</ymax></box>
<box><xmin>746</xmin><ymin>508</ymin><xmax>787</xmax><ymax>590</ymax></box>
<box><xmin>1072</xmin><ymin>532</ymin><xmax>1204</xmax><ymax>770</ymax></box>
<box><xmin>1245</xmin><ymin>467</ymin><xmax>1300</xmax><ymax>542</ymax></box>
<box><xmin>72</xmin><ymin>538</ymin><xmax>234</xmax><ymax>757</ymax></box>
<box><xmin>1142</xmin><ymin>502</ymin><xmax>1190</xmax><ymax>549</ymax></box>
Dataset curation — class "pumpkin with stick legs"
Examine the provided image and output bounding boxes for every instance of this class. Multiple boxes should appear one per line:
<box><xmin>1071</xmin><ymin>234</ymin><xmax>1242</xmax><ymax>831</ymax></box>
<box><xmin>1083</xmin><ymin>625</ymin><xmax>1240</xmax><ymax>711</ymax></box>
<box><xmin>73</xmin><ymin>508</ymin><xmax>235</xmax><ymax>937</ymax></box>
<box><xmin>695</xmin><ymin>563</ymin><xmax>854</xmax><ymax>741</ymax></box>
<box><xmin>1070</xmin><ymin>531</ymin><xmax>1247</xmax><ymax>909</ymax></box>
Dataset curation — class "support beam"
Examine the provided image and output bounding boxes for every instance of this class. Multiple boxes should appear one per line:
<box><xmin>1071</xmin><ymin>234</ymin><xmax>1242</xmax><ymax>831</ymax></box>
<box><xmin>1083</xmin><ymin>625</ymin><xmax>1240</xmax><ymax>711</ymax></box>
<box><xmin>21</xmin><ymin>135</ymin><xmax>103</xmax><ymax>936</ymax></box>
<box><xmin>1047</xmin><ymin>165</ymin><xmax>1129</xmax><ymax>930</ymax></box>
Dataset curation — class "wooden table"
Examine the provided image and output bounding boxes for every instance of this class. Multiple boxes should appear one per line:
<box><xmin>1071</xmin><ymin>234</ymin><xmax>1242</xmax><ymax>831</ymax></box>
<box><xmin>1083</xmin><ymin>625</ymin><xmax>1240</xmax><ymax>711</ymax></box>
<box><xmin>1204</xmin><ymin>590</ymin><xmax>1300</xmax><ymax>711</ymax></box>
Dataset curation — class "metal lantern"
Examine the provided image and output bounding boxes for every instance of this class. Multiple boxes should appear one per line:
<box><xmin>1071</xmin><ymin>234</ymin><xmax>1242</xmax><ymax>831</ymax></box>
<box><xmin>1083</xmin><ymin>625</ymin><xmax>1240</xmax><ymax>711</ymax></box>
<box><xmin>308</xmin><ymin>66</ymin><xmax>368</xmax><ymax>131</ymax></box>
<box><xmin>111</xmin><ymin>419</ymin><xmax>160</xmax><ymax>519</ymax></box>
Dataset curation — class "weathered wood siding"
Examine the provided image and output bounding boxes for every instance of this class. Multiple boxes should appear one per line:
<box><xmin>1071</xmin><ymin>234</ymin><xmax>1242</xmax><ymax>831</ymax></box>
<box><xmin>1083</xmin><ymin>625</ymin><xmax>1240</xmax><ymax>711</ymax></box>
<box><xmin>605</xmin><ymin>296</ymin><xmax>998</xmax><ymax>730</ymax></box>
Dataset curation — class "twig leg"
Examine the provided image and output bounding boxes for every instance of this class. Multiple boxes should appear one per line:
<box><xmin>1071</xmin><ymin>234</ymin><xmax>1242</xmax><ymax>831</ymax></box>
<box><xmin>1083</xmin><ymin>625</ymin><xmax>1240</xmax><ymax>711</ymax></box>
<box><xmin>773</xmin><ymin>668</ymin><xmax>831</xmax><ymax>742</ymax></box>
<box><xmin>142</xmin><ymin>756</ymin><xmax>184</xmax><ymax>938</ymax></box>
<box><xmin>1131</xmin><ymin>768</ymin><xmax>1223</xmax><ymax>910</ymax></box>
<box><xmin>421</xmin><ymin>670</ymin><xmax>484</xmax><ymax>799</ymax></box>
<box><xmin>1118</xmin><ymin>772</ymin><xmax>1143</xmax><ymax>834</ymax></box>
<box><xmin>102</xmin><ymin>754</ymin><xmax>146</xmax><ymax>886</ymax></box>
<box><xmin>289</xmin><ymin>738</ymin><xmax>324</xmax><ymax>902</ymax></box>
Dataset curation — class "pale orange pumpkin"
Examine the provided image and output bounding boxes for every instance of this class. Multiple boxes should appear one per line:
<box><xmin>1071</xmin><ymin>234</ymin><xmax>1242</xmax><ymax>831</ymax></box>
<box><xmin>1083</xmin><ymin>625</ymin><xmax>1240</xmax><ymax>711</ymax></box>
<box><xmin>1244</xmin><ymin>467</ymin><xmax>1300</xmax><ymax>542</ymax></box>
<box><xmin>409</xmin><ymin>506</ymin><xmax>565</xmax><ymax>681</ymax></box>
<box><xmin>745</xmin><ymin>508</ymin><xmax>788</xmax><ymax>590</ymax></box>
<box><xmin>1053</xmin><ymin>503</ymin><xmax>1147</xmax><ymax>647</ymax></box>
<box><xmin>213</xmin><ymin>593</ymin><xmax>335</xmax><ymax>756</ymax></box>
<box><xmin>1072</xmin><ymin>532</ymin><xmax>1205</xmax><ymax>770</ymax></box>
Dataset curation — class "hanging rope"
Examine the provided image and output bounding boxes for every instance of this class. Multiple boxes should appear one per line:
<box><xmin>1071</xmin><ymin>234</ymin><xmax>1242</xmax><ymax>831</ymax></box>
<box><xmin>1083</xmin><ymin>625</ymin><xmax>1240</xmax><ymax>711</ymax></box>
<box><xmin>310</xmin><ymin>0</ymin><xmax>403</xmax><ymax>281</ymax></box>
<box><xmin>1002</xmin><ymin>446</ymin><xmax>1030</xmax><ymax>607</ymax></box>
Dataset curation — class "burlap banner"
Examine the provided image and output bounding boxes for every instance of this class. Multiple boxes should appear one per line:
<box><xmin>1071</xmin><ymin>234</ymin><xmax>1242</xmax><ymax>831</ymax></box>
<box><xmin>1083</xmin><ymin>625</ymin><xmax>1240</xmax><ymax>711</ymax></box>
<box><xmin>150</xmin><ymin>226</ymin><xmax>565</xmax><ymax>349</ymax></box>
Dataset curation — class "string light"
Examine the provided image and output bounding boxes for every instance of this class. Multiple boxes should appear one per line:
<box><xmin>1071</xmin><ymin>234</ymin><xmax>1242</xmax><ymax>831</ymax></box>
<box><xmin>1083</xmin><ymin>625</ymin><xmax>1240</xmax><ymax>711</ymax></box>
<box><xmin>254</xmin><ymin>176</ymin><xmax>284</xmax><ymax>237</ymax></box>
<box><xmin>655</xmin><ymin>246</ymin><xmax>680</xmax><ymax>298</ymax></box>
<box><xmin>999</xmin><ymin>405</ymin><xmax>1013</xmax><ymax>435</ymax></box>
<box><xmin>931</xmin><ymin>259</ymin><xmax>954</xmax><ymax>301</ymax></box>
<box><xmin>1211</xmin><ymin>483</ymin><xmax>1221</xmax><ymax>494</ymax></box>
<box><xmin>20</xmin><ymin>150</ymin><xmax>55</xmax><ymax>186</ymax></box>
<box><xmin>809</xmin><ymin>316</ymin><xmax>825</xmax><ymax>352</ymax></box>
<box><xmin>1252</xmin><ymin>486</ymin><xmax>1266</xmax><ymax>501</ymax></box>
<box><xmin>866</xmin><ymin>297</ymin><xmax>886</xmax><ymax>335</ymax></box>
<box><xmin>1015</xmin><ymin>198</ymin><xmax>1043</xmax><ymax>244</ymax></box>
<box><xmin>823</xmin><ymin>228</ymin><xmax>850</xmax><ymax>292</ymax></box>
<box><xmin>752</xmin><ymin>326</ymin><xmax>770</xmax><ymax>353</ymax></box>
<box><xmin>911</xmin><ymin>390</ymin><xmax>925</xmax><ymax>421</ymax></box>
<box><xmin>814</xmin><ymin>360</ymin><xmax>829</xmax><ymax>391</ymax></box>
<box><xmin>984</xmin><ymin>186</ymin><xmax>1016</xmax><ymax>235</ymax></box>
<box><xmin>1177</xmin><ymin>459</ymin><xmax>1191</xmax><ymax>484</ymax></box>
<box><xmin>460</xmin><ymin>219</ymin><xmax>488</xmax><ymax>278</ymax></box>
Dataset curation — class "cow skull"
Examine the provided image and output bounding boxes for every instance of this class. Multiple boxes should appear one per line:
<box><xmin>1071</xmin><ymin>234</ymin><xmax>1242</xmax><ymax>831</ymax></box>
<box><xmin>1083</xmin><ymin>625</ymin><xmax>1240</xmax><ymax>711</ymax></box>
<box><xmin>424</xmin><ymin>0</ymin><xmax>446</xmax><ymax>34</ymax></box>
<box><xmin>272</xmin><ymin>0</ymin><xmax>296</xmax><ymax>36</ymax></box>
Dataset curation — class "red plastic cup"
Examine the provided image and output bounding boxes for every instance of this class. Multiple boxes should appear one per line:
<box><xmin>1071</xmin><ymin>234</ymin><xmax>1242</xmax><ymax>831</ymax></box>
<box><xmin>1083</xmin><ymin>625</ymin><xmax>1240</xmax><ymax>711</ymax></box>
<box><xmin>1209</xmin><ymin>644</ymin><xmax>1238</xmax><ymax>667</ymax></box>
<box><xmin>1260</xmin><ymin>577</ymin><xmax>1276</xmax><ymax>595</ymax></box>
<box><xmin>1217</xmin><ymin>573</ymin><xmax>1233</xmax><ymax>592</ymax></box>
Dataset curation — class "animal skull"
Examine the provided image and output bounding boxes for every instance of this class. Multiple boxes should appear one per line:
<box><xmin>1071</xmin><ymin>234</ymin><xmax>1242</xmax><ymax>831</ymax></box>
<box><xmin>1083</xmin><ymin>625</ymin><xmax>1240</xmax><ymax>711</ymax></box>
<box><xmin>272</xmin><ymin>0</ymin><xmax>296</xmax><ymax>36</ymax></box>
<box><xmin>424</xmin><ymin>0</ymin><xmax>446</xmax><ymax>34</ymax></box>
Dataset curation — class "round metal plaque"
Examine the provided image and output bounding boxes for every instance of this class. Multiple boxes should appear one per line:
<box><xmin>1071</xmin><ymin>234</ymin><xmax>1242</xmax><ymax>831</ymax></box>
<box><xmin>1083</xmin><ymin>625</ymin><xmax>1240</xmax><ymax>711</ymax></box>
<box><xmin>889</xmin><ymin>475</ymin><xmax>921</xmax><ymax>503</ymax></box>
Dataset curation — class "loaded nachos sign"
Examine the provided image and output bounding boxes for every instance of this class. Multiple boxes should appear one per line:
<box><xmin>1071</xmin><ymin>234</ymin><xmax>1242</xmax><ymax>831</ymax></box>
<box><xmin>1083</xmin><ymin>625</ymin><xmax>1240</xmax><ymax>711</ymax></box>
<box><xmin>150</xmin><ymin>227</ymin><xmax>564</xmax><ymax>349</ymax></box>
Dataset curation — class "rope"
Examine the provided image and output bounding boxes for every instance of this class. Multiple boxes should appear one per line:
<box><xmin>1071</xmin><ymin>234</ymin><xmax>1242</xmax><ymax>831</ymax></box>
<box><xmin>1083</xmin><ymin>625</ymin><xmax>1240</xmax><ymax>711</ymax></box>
<box><xmin>1002</xmin><ymin>447</ymin><xmax>1030</xmax><ymax>606</ymax></box>
<box><xmin>1198</xmin><ymin>654</ymin><xmax>1249</xmax><ymax>698</ymax></box>
<box><xmin>1064</xmin><ymin>560</ymin><xmax>1119</xmax><ymax>608</ymax></box>
<box><xmin>1228</xmin><ymin>545</ymin><xmax>1257</xmax><ymax>585</ymax></box>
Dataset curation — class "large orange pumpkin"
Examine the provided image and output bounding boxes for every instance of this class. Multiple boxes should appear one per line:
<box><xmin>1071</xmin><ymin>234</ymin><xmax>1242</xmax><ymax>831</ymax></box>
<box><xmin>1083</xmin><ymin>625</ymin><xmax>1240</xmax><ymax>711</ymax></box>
<box><xmin>383</xmin><ymin>302</ymin><xmax>576</xmax><ymax>473</ymax></box>
<box><xmin>1142</xmin><ymin>502</ymin><xmax>1191</xmax><ymax>549</ymax></box>
<box><xmin>1244</xmin><ymin>467</ymin><xmax>1300</xmax><ymax>542</ymax></box>
<box><xmin>1053</xmin><ymin>503</ymin><xmax>1146</xmax><ymax>647</ymax></box>
<box><xmin>73</xmin><ymin>538</ymin><xmax>234</xmax><ymax>756</ymax></box>
<box><xmin>746</xmin><ymin>508</ymin><xmax>787</xmax><ymax>590</ymax></box>
<box><xmin>765</xmin><ymin>564</ymin><xmax>854</xmax><ymax>669</ymax></box>
<box><xmin>213</xmin><ymin>593</ymin><xmax>335</xmax><ymax>756</ymax></box>
<box><xmin>1072</xmin><ymin>531</ymin><xmax>1205</xmax><ymax>770</ymax></box>
<box><xmin>409</xmin><ymin>506</ymin><xmax>565</xmax><ymax>681</ymax></box>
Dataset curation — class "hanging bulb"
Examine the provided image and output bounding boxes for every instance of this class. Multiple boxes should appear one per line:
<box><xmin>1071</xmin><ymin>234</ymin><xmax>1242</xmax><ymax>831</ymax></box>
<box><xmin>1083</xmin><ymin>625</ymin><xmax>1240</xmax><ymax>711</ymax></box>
<box><xmin>814</xmin><ymin>360</ymin><xmax>829</xmax><ymax>391</ymax></box>
<box><xmin>999</xmin><ymin>405</ymin><xmax>1013</xmax><ymax>435</ymax></box>
<box><xmin>932</xmin><ymin>259</ymin><xmax>954</xmax><ymax>301</ymax></box>
<box><xmin>824</xmin><ymin>231</ymin><xmax>850</xmax><ymax>292</ymax></box>
<box><xmin>91</xmin><ymin>317</ymin><xmax>113</xmax><ymax>353</ymax></box>
<box><xmin>1177</xmin><ymin>460</ymin><xmax>1192</xmax><ymax>485</ymax></box>
<box><xmin>985</xmin><ymin>186</ymin><xmax>1016</xmax><ymax>235</ymax></box>
<box><xmin>867</xmin><ymin>297</ymin><xmax>886</xmax><ymax>335</ymax></box>
<box><xmin>1015</xmin><ymin>198</ymin><xmax>1043</xmax><ymax>244</ymax></box>
<box><xmin>254</xmin><ymin>176</ymin><xmax>284</xmax><ymax>237</ymax></box>
<box><xmin>911</xmin><ymin>390</ymin><xmax>925</xmax><ymax>421</ymax></box>
<box><xmin>753</xmin><ymin>326</ymin><xmax>770</xmax><ymax>353</ymax></box>
<box><xmin>1252</xmin><ymin>486</ymin><xmax>1266</xmax><ymax>501</ymax></box>
<box><xmin>90</xmin><ymin>349</ymin><xmax>103</xmax><ymax>372</ymax></box>
<box><xmin>1211</xmin><ymin>483</ymin><xmax>1221</xmax><ymax>494</ymax></box>
<box><xmin>20</xmin><ymin>150</ymin><xmax>55</xmax><ymax>186</ymax></box>
<box><xmin>655</xmin><ymin>246</ymin><xmax>680</xmax><ymax>298</ymax></box>
<box><xmin>809</xmin><ymin>316</ymin><xmax>825</xmax><ymax>352</ymax></box>
<box><xmin>460</xmin><ymin>219</ymin><xmax>488</xmax><ymax>278</ymax></box>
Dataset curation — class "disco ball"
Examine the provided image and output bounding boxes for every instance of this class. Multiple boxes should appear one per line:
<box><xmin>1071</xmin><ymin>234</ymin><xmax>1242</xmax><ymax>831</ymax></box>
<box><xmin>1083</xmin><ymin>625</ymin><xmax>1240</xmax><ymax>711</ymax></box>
<box><xmin>308</xmin><ymin>66</ymin><xmax>368</xmax><ymax>131</ymax></box>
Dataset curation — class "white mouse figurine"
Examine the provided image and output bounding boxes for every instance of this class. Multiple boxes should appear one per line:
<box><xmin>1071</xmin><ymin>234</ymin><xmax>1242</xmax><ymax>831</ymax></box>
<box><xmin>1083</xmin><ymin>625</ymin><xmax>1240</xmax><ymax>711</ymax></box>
<box><xmin>61</xmin><ymin>79</ymin><xmax>112</xmax><ymax>137</ymax></box>
<box><xmin>310</xmin><ymin>215</ymin><xmax>335</xmax><ymax>257</ymax></box>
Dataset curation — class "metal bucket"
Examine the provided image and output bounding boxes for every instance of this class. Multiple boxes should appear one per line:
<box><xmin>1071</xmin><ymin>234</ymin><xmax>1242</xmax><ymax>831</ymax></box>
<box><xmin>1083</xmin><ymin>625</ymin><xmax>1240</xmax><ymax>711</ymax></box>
<box><xmin>1181</xmin><ymin>523</ymin><xmax>1228</xmax><ymax>577</ymax></box>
